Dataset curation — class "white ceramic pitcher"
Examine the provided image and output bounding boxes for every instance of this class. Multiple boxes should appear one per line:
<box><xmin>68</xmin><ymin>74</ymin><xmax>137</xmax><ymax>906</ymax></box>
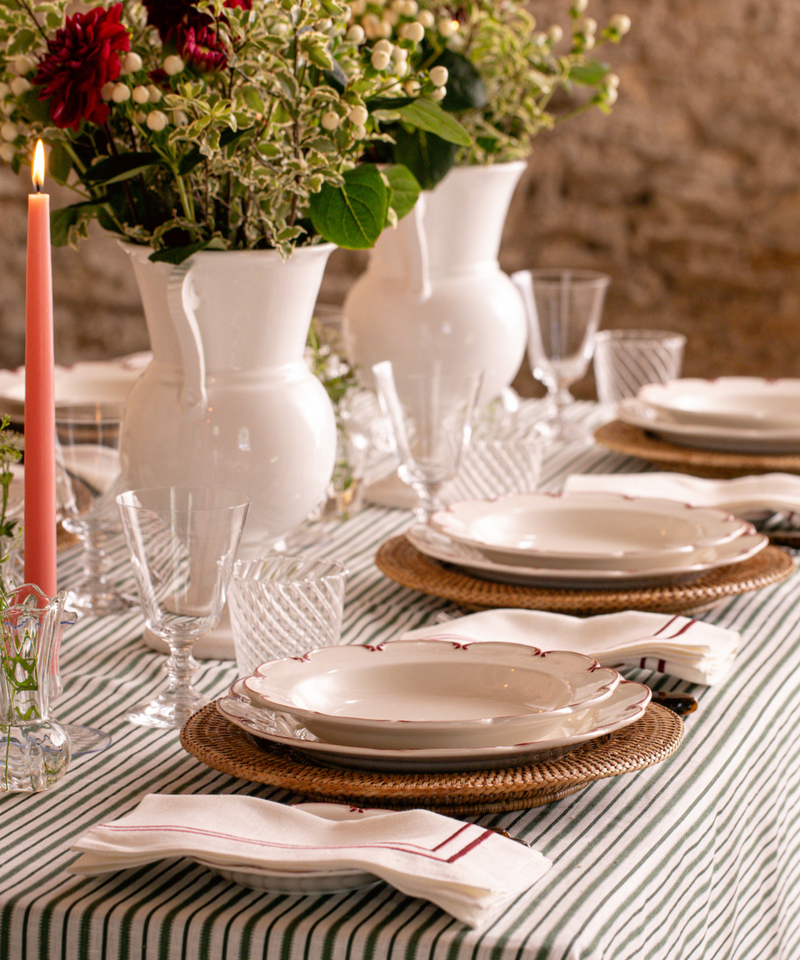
<box><xmin>343</xmin><ymin>162</ymin><xmax>528</xmax><ymax>402</ymax></box>
<box><xmin>119</xmin><ymin>243</ymin><xmax>337</xmax><ymax>560</ymax></box>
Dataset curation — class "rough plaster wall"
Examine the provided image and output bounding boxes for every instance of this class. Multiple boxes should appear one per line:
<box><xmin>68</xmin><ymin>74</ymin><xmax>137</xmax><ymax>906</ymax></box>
<box><xmin>0</xmin><ymin>172</ymin><xmax>151</xmax><ymax>369</ymax></box>
<box><xmin>0</xmin><ymin>0</ymin><xmax>798</xmax><ymax>401</ymax></box>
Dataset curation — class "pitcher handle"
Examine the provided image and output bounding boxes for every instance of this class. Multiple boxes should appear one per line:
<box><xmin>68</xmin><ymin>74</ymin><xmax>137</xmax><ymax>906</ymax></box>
<box><xmin>167</xmin><ymin>261</ymin><xmax>207</xmax><ymax>418</ymax></box>
<box><xmin>404</xmin><ymin>194</ymin><xmax>432</xmax><ymax>302</ymax></box>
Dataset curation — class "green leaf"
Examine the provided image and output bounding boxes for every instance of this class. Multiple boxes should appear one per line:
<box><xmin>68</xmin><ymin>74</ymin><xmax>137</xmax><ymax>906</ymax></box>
<box><xmin>82</xmin><ymin>152</ymin><xmax>162</xmax><ymax>185</ymax></box>
<box><xmin>570</xmin><ymin>60</ymin><xmax>610</xmax><ymax>85</ymax></box>
<box><xmin>50</xmin><ymin>201</ymin><xmax>106</xmax><ymax>247</ymax></box>
<box><xmin>395</xmin><ymin>99</ymin><xmax>471</xmax><ymax>147</ymax></box>
<box><xmin>149</xmin><ymin>240</ymin><xmax>216</xmax><ymax>264</ymax></box>
<box><xmin>7</xmin><ymin>27</ymin><xmax>35</xmax><ymax>57</ymax></box>
<box><xmin>177</xmin><ymin>146</ymin><xmax>204</xmax><ymax>175</ymax></box>
<box><xmin>390</xmin><ymin>126</ymin><xmax>457</xmax><ymax>191</ymax></box>
<box><xmin>176</xmin><ymin>126</ymin><xmax>249</xmax><ymax>175</ymax></box>
<box><xmin>432</xmin><ymin>49</ymin><xmax>488</xmax><ymax>113</ymax></box>
<box><xmin>383</xmin><ymin>164</ymin><xmax>420</xmax><ymax>222</ymax></box>
<box><xmin>367</xmin><ymin>96</ymin><xmax>415</xmax><ymax>112</ymax></box>
<box><xmin>18</xmin><ymin>88</ymin><xmax>51</xmax><ymax>125</ymax></box>
<box><xmin>240</xmin><ymin>85</ymin><xmax>265</xmax><ymax>114</ymax></box>
<box><xmin>47</xmin><ymin>142</ymin><xmax>73</xmax><ymax>185</ymax></box>
<box><xmin>221</xmin><ymin>125</ymin><xmax>251</xmax><ymax>148</ymax></box>
<box><xmin>309</xmin><ymin>163</ymin><xmax>388</xmax><ymax>249</ymax></box>
<box><xmin>475</xmin><ymin>134</ymin><xmax>503</xmax><ymax>155</ymax></box>
<box><xmin>305</xmin><ymin>41</ymin><xmax>334</xmax><ymax>71</ymax></box>
<box><xmin>274</xmin><ymin>69</ymin><xmax>299</xmax><ymax>100</ymax></box>
<box><xmin>322</xmin><ymin>59</ymin><xmax>349</xmax><ymax>93</ymax></box>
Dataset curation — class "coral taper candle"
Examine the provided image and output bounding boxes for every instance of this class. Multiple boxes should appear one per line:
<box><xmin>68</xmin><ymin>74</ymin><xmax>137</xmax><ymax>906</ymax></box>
<box><xmin>23</xmin><ymin>140</ymin><xmax>57</xmax><ymax>597</ymax></box>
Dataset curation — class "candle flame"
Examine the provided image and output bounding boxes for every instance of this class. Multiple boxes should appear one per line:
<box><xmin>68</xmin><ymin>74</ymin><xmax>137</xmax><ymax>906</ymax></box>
<box><xmin>32</xmin><ymin>140</ymin><xmax>45</xmax><ymax>192</ymax></box>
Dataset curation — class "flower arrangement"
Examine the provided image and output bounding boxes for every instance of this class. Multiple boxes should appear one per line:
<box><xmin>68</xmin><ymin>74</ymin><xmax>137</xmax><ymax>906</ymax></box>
<box><xmin>347</xmin><ymin>0</ymin><xmax>631</xmax><ymax>188</ymax></box>
<box><xmin>0</xmin><ymin>0</ymin><xmax>468</xmax><ymax>261</ymax></box>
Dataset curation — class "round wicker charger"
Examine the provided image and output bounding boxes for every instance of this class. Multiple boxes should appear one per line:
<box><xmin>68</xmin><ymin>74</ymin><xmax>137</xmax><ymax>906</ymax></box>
<box><xmin>180</xmin><ymin>702</ymin><xmax>684</xmax><ymax>814</ymax></box>
<box><xmin>594</xmin><ymin>420</ymin><xmax>800</xmax><ymax>478</ymax></box>
<box><xmin>374</xmin><ymin>537</ymin><xmax>795</xmax><ymax>616</ymax></box>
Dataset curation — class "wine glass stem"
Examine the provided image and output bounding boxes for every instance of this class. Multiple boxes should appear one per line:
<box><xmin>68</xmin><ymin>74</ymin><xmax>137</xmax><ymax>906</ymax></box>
<box><xmin>164</xmin><ymin>641</ymin><xmax>200</xmax><ymax>698</ymax></box>
<box><xmin>550</xmin><ymin>385</ymin><xmax>575</xmax><ymax>414</ymax></box>
<box><xmin>411</xmin><ymin>482</ymin><xmax>444</xmax><ymax>523</ymax></box>
<box><xmin>79</xmin><ymin>529</ymin><xmax>112</xmax><ymax>589</ymax></box>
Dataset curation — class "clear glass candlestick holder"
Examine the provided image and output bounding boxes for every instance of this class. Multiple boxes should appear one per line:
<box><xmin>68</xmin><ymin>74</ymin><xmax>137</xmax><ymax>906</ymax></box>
<box><xmin>0</xmin><ymin>586</ymin><xmax>72</xmax><ymax>792</ymax></box>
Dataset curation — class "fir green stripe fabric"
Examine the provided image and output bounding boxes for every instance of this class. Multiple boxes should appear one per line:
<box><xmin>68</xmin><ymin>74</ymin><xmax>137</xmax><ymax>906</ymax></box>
<box><xmin>2</xmin><ymin>401</ymin><xmax>800</xmax><ymax>959</ymax></box>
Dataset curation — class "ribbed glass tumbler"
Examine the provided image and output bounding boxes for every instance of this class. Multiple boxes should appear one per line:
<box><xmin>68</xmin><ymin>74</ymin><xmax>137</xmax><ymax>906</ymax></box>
<box><xmin>227</xmin><ymin>556</ymin><xmax>348</xmax><ymax>676</ymax></box>
<box><xmin>593</xmin><ymin>329</ymin><xmax>686</xmax><ymax>405</ymax></box>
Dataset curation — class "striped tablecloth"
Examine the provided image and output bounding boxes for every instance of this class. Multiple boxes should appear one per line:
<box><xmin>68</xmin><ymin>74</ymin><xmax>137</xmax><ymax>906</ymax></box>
<box><xmin>3</xmin><ymin>403</ymin><xmax>800</xmax><ymax>960</ymax></box>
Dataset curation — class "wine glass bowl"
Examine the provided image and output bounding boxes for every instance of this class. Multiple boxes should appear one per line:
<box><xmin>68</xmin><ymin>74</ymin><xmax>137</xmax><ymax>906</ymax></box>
<box><xmin>55</xmin><ymin>401</ymin><xmax>136</xmax><ymax>616</ymax></box>
<box><xmin>372</xmin><ymin>361</ymin><xmax>482</xmax><ymax>522</ymax></box>
<box><xmin>117</xmin><ymin>486</ymin><xmax>250</xmax><ymax>729</ymax></box>
<box><xmin>512</xmin><ymin>269</ymin><xmax>610</xmax><ymax>441</ymax></box>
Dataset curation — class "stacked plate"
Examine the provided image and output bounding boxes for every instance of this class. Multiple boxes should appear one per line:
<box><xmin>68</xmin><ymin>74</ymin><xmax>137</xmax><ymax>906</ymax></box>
<box><xmin>407</xmin><ymin>491</ymin><xmax>768</xmax><ymax>589</ymax></box>
<box><xmin>617</xmin><ymin>377</ymin><xmax>800</xmax><ymax>454</ymax></box>
<box><xmin>216</xmin><ymin>639</ymin><xmax>652</xmax><ymax>772</ymax></box>
<box><xmin>0</xmin><ymin>356</ymin><xmax>146</xmax><ymax>422</ymax></box>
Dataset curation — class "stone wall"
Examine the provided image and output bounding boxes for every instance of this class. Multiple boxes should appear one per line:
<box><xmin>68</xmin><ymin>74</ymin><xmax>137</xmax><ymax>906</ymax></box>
<box><xmin>1</xmin><ymin>0</ymin><xmax>799</xmax><ymax>400</ymax></box>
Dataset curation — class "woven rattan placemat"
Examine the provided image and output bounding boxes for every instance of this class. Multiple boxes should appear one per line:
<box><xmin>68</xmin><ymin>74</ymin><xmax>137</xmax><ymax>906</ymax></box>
<box><xmin>180</xmin><ymin>702</ymin><xmax>684</xmax><ymax>814</ymax></box>
<box><xmin>374</xmin><ymin>536</ymin><xmax>796</xmax><ymax>616</ymax></box>
<box><xmin>593</xmin><ymin>420</ymin><xmax>800</xmax><ymax>478</ymax></box>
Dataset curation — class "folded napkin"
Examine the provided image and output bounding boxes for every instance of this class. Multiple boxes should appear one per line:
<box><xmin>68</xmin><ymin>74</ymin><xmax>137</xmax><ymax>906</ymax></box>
<box><xmin>562</xmin><ymin>472</ymin><xmax>800</xmax><ymax>521</ymax></box>
<box><xmin>69</xmin><ymin>794</ymin><xmax>551</xmax><ymax>928</ymax></box>
<box><xmin>402</xmin><ymin>608</ymin><xmax>740</xmax><ymax>685</ymax></box>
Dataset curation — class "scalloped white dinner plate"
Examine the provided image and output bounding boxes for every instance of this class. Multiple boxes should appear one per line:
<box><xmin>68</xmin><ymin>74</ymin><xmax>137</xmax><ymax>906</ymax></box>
<box><xmin>406</xmin><ymin>523</ymin><xmax>768</xmax><ymax>589</ymax></box>
<box><xmin>243</xmin><ymin>640</ymin><xmax>620</xmax><ymax>750</ymax></box>
<box><xmin>0</xmin><ymin>358</ymin><xmax>146</xmax><ymax>420</ymax></box>
<box><xmin>428</xmin><ymin>493</ymin><xmax>748</xmax><ymax>569</ymax></box>
<box><xmin>640</xmin><ymin>378</ymin><xmax>800</xmax><ymax>430</ymax></box>
<box><xmin>218</xmin><ymin>679</ymin><xmax>650</xmax><ymax>772</ymax></box>
<box><xmin>562</xmin><ymin>472</ymin><xmax>800</xmax><ymax>522</ymax></box>
<box><xmin>618</xmin><ymin>378</ymin><xmax>800</xmax><ymax>453</ymax></box>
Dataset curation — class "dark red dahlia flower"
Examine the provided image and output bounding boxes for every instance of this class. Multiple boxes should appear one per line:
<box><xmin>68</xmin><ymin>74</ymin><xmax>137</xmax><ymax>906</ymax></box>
<box><xmin>142</xmin><ymin>0</ymin><xmax>247</xmax><ymax>72</ymax></box>
<box><xmin>33</xmin><ymin>3</ymin><xmax>130</xmax><ymax>131</ymax></box>
<box><xmin>178</xmin><ymin>24</ymin><xmax>228</xmax><ymax>72</ymax></box>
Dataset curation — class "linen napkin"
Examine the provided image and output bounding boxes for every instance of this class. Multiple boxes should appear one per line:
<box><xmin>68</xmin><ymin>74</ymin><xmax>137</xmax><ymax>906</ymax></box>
<box><xmin>562</xmin><ymin>472</ymin><xmax>800</xmax><ymax>522</ymax></box>
<box><xmin>402</xmin><ymin>608</ymin><xmax>740</xmax><ymax>685</ymax></box>
<box><xmin>69</xmin><ymin>794</ymin><xmax>551</xmax><ymax>929</ymax></box>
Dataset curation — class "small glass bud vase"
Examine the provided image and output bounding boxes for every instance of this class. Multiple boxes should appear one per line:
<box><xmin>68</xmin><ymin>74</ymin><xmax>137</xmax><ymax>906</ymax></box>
<box><xmin>0</xmin><ymin>586</ymin><xmax>73</xmax><ymax>793</ymax></box>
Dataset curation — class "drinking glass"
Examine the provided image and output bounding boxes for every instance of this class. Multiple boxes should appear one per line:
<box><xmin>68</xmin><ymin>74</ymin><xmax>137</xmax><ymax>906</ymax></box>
<box><xmin>228</xmin><ymin>555</ymin><xmax>348</xmax><ymax>675</ymax></box>
<box><xmin>372</xmin><ymin>361</ymin><xmax>482</xmax><ymax>522</ymax></box>
<box><xmin>55</xmin><ymin>402</ymin><xmax>136</xmax><ymax>616</ymax></box>
<box><xmin>117</xmin><ymin>486</ymin><xmax>250</xmax><ymax>729</ymax></box>
<box><xmin>512</xmin><ymin>269</ymin><xmax>610</xmax><ymax>441</ymax></box>
<box><xmin>593</xmin><ymin>329</ymin><xmax>686</xmax><ymax>407</ymax></box>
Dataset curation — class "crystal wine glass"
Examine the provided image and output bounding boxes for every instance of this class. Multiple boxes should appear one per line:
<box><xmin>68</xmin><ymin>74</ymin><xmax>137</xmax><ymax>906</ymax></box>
<box><xmin>512</xmin><ymin>269</ymin><xmax>610</xmax><ymax>441</ymax></box>
<box><xmin>116</xmin><ymin>486</ymin><xmax>250</xmax><ymax>729</ymax></box>
<box><xmin>55</xmin><ymin>402</ymin><xmax>136</xmax><ymax>615</ymax></box>
<box><xmin>372</xmin><ymin>361</ymin><xmax>482</xmax><ymax>522</ymax></box>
